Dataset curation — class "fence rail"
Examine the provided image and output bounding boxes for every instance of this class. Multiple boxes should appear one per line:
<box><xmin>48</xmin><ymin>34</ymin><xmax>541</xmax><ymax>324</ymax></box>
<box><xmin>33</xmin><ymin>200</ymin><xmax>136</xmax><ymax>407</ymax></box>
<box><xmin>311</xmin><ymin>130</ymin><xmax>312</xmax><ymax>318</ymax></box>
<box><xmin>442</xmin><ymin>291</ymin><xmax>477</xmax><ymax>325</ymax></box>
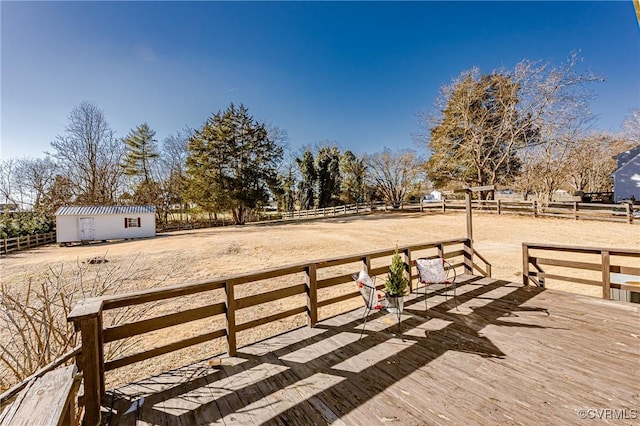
<box><xmin>66</xmin><ymin>237</ymin><xmax>490</xmax><ymax>426</ymax></box>
<box><xmin>280</xmin><ymin>200</ymin><xmax>637</xmax><ymax>224</ymax></box>
<box><xmin>522</xmin><ymin>242</ymin><xmax>640</xmax><ymax>301</ymax></box>
<box><xmin>0</xmin><ymin>231</ymin><xmax>56</xmax><ymax>255</ymax></box>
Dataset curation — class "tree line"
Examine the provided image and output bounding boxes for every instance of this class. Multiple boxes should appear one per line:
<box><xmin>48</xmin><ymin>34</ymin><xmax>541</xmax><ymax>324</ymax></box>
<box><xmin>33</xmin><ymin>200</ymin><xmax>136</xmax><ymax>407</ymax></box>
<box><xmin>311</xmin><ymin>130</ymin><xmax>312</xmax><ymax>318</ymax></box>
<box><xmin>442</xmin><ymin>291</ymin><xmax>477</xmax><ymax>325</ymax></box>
<box><xmin>1</xmin><ymin>54</ymin><xmax>638</xmax><ymax>229</ymax></box>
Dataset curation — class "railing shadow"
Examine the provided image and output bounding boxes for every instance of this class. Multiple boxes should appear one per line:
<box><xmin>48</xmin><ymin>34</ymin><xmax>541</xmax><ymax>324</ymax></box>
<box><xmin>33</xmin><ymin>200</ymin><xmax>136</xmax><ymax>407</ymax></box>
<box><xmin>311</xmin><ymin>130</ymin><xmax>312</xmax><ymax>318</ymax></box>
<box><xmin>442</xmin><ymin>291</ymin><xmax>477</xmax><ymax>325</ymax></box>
<box><xmin>103</xmin><ymin>276</ymin><xmax>551</xmax><ymax>425</ymax></box>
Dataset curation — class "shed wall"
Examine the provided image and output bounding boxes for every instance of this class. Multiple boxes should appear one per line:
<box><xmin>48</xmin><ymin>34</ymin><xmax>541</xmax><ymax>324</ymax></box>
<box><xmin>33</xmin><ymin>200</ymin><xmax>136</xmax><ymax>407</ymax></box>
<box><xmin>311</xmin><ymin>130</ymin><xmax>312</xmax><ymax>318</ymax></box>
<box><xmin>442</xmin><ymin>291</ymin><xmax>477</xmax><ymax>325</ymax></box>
<box><xmin>56</xmin><ymin>213</ymin><xmax>155</xmax><ymax>243</ymax></box>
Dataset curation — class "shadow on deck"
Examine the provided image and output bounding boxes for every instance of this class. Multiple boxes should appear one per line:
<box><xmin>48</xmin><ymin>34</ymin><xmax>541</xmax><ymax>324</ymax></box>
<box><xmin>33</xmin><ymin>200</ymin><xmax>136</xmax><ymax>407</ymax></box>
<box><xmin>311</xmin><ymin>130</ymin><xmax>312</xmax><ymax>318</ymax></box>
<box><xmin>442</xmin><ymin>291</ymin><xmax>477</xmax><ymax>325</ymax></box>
<box><xmin>103</xmin><ymin>276</ymin><xmax>640</xmax><ymax>425</ymax></box>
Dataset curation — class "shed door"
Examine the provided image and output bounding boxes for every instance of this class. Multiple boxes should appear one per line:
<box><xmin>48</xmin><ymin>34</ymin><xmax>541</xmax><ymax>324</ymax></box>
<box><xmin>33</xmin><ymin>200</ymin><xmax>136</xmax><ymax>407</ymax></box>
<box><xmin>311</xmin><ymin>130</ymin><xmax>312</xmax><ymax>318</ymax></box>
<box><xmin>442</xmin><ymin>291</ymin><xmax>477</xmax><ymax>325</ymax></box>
<box><xmin>79</xmin><ymin>217</ymin><xmax>95</xmax><ymax>241</ymax></box>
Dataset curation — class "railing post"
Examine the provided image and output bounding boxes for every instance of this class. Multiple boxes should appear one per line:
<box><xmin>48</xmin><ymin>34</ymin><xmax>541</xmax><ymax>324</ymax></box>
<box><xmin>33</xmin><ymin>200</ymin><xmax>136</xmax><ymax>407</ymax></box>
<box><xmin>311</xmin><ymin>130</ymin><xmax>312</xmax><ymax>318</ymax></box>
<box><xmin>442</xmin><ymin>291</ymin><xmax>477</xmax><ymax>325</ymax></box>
<box><xmin>533</xmin><ymin>200</ymin><xmax>537</xmax><ymax>218</ymax></box>
<box><xmin>463</xmin><ymin>239</ymin><xmax>473</xmax><ymax>275</ymax></box>
<box><xmin>497</xmin><ymin>199</ymin><xmax>501</xmax><ymax>215</ymax></box>
<box><xmin>602</xmin><ymin>251</ymin><xmax>611</xmax><ymax>300</ymax></box>
<box><xmin>362</xmin><ymin>255</ymin><xmax>371</xmax><ymax>274</ymax></box>
<box><xmin>403</xmin><ymin>248</ymin><xmax>412</xmax><ymax>292</ymax></box>
<box><xmin>225</xmin><ymin>281</ymin><xmax>237</xmax><ymax>356</ymax></box>
<box><xmin>306</xmin><ymin>264</ymin><xmax>318</xmax><ymax>327</ymax></box>
<box><xmin>522</xmin><ymin>244</ymin><xmax>530</xmax><ymax>286</ymax></box>
<box><xmin>68</xmin><ymin>298</ymin><xmax>104</xmax><ymax>426</ymax></box>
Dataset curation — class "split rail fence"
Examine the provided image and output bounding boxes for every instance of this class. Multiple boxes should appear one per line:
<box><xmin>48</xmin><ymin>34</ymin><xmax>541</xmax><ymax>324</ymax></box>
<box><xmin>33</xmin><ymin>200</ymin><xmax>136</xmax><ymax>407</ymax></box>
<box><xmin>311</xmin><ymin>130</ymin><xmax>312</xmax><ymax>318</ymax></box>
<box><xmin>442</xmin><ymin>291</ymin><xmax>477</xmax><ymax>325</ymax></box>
<box><xmin>0</xmin><ymin>231</ymin><xmax>56</xmax><ymax>255</ymax></box>
<box><xmin>282</xmin><ymin>200</ymin><xmax>638</xmax><ymax>224</ymax></box>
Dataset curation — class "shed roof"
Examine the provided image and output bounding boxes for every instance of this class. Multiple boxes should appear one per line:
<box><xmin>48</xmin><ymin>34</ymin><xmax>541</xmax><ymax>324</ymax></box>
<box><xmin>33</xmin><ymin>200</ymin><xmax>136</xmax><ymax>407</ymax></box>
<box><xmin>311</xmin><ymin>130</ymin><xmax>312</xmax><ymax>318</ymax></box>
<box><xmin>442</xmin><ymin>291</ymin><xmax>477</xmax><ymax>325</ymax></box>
<box><xmin>55</xmin><ymin>205</ymin><xmax>156</xmax><ymax>216</ymax></box>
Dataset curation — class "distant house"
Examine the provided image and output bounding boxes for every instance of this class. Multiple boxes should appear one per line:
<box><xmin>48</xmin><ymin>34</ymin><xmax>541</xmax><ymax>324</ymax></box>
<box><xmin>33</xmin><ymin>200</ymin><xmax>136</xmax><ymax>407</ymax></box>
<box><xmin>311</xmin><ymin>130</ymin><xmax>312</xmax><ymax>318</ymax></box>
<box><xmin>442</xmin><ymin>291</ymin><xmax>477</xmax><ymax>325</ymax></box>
<box><xmin>421</xmin><ymin>190</ymin><xmax>442</xmax><ymax>202</ymax></box>
<box><xmin>55</xmin><ymin>205</ymin><xmax>156</xmax><ymax>243</ymax></box>
<box><xmin>612</xmin><ymin>145</ymin><xmax>640</xmax><ymax>203</ymax></box>
<box><xmin>0</xmin><ymin>203</ymin><xmax>19</xmax><ymax>213</ymax></box>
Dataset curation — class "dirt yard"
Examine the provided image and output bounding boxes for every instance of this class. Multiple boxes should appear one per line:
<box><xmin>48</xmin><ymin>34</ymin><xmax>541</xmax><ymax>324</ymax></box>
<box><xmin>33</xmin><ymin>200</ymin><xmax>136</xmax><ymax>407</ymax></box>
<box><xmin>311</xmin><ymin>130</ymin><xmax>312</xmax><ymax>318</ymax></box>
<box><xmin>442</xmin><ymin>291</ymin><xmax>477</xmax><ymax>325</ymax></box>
<box><xmin>1</xmin><ymin>211</ymin><xmax>638</xmax><ymax>390</ymax></box>
<box><xmin>3</xmin><ymin>211</ymin><xmax>638</xmax><ymax>291</ymax></box>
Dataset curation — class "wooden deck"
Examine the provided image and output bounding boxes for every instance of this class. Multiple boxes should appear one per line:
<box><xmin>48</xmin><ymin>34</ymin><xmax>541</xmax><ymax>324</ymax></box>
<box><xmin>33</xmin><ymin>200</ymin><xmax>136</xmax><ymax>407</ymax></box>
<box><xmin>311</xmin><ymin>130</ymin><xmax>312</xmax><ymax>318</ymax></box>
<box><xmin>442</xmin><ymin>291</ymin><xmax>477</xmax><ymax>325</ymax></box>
<box><xmin>103</xmin><ymin>275</ymin><xmax>640</xmax><ymax>425</ymax></box>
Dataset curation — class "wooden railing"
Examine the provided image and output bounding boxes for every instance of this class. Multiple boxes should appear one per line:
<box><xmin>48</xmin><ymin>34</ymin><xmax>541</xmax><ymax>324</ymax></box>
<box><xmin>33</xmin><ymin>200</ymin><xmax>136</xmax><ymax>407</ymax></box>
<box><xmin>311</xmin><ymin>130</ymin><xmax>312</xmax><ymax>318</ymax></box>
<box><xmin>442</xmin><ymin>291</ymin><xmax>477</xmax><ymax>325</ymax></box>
<box><xmin>522</xmin><ymin>242</ymin><xmax>640</xmax><ymax>300</ymax></box>
<box><xmin>0</xmin><ymin>231</ymin><xmax>56</xmax><ymax>255</ymax></box>
<box><xmin>66</xmin><ymin>238</ymin><xmax>490</xmax><ymax>425</ymax></box>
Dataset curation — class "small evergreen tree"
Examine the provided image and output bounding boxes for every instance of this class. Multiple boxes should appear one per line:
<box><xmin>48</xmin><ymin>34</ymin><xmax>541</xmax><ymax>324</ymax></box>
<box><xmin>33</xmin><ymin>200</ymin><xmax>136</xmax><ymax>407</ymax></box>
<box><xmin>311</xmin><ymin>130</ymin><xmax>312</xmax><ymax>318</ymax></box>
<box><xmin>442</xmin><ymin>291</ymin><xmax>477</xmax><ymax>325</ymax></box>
<box><xmin>384</xmin><ymin>247</ymin><xmax>408</xmax><ymax>296</ymax></box>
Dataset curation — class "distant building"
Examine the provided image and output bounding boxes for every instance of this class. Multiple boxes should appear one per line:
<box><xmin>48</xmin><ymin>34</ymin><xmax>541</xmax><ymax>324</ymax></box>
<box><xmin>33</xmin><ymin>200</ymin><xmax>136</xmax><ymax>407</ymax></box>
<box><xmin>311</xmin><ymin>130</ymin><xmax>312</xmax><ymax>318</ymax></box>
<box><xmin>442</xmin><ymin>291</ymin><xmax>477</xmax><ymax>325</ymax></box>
<box><xmin>0</xmin><ymin>203</ymin><xmax>19</xmax><ymax>213</ymax></box>
<box><xmin>612</xmin><ymin>145</ymin><xmax>640</xmax><ymax>203</ymax></box>
<box><xmin>55</xmin><ymin>205</ymin><xmax>156</xmax><ymax>243</ymax></box>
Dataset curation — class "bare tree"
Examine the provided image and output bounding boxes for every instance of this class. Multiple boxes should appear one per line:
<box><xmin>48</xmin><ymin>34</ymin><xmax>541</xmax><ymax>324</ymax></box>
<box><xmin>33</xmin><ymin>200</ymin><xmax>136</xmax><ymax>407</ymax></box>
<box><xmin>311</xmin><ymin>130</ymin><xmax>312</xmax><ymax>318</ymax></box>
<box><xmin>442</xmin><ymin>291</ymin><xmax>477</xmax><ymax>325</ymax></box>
<box><xmin>13</xmin><ymin>157</ymin><xmax>58</xmax><ymax>210</ymax></box>
<box><xmin>622</xmin><ymin>109</ymin><xmax>640</xmax><ymax>144</ymax></box>
<box><xmin>49</xmin><ymin>101</ymin><xmax>124</xmax><ymax>204</ymax></box>
<box><xmin>512</xmin><ymin>54</ymin><xmax>603</xmax><ymax>203</ymax></box>
<box><xmin>365</xmin><ymin>149</ymin><xmax>424</xmax><ymax>206</ymax></box>
<box><xmin>0</xmin><ymin>159</ymin><xmax>21</xmax><ymax>208</ymax></box>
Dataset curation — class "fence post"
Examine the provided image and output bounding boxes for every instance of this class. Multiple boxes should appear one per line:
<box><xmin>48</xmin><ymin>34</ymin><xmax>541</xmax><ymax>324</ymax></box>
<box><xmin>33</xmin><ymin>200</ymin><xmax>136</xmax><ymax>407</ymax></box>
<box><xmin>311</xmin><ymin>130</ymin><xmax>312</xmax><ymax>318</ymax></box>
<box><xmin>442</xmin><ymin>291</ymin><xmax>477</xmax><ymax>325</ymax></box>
<box><xmin>497</xmin><ymin>199</ymin><xmax>501</xmax><ymax>215</ymax></box>
<box><xmin>573</xmin><ymin>201</ymin><xmax>579</xmax><ymax>220</ymax></box>
<box><xmin>356</xmin><ymin>202</ymin><xmax>359</xmax><ymax>214</ymax></box>
<box><xmin>3</xmin><ymin>238</ymin><xmax>7</xmax><ymax>254</ymax></box>
<box><xmin>522</xmin><ymin>244</ymin><xmax>530</xmax><ymax>286</ymax></box>
<box><xmin>306</xmin><ymin>264</ymin><xmax>318</xmax><ymax>327</ymax></box>
<box><xmin>442</xmin><ymin>200</ymin><xmax>446</xmax><ymax>213</ymax></box>
<box><xmin>627</xmin><ymin>203</ymin><xmax>633</xmax><ymax>224</ymax></box>
<box><xmin>362</xmin><ymin>255</ymin><xmax>371</xmax><ymax>274</ymax></box>
<box><xmin>420</xmin><ymin>200</ymin><xmax>423</xmax><ymax>213</ymax></box>
<box><xmin>602</xmin><ymin>251</ymin><xmax>611</xmax><ymax>300</ymax></box>
<box><xmin>532</xmin><ymin>200</ymin><xmax>537</xmax><ymax>218</ymax></box>
<box><xmin>68</xmin><ymin>298</ymin><xmax>104</xmax><ymax>426</ymax></box>
<box><xmin>225</xmin><ymin>281</ymin><xmax>237</xmax><ymax>356</ymax></box>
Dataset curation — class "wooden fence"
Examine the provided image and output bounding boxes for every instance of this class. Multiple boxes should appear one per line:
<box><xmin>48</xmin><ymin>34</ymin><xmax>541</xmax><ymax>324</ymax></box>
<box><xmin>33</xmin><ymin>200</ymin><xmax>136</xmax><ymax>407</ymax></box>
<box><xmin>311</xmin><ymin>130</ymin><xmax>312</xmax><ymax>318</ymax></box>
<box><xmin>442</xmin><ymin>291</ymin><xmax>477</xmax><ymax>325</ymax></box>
<box><xmin>66</xmin><ymin>237</ymin><xmax>489</xmax><ymax>426</ymax></box>
<box><xmin>522</xmin><ymin>242</ymin><xmax>640</xmax><ymax>302</ymax></box>
<box><xmin>0</xmin><ymin>231</ymin><xmax>56</xmax><ymax>255</ymax></box>
<box><xmin>280</xmin><ymin>200</ymin><xmax>637</xmax><ymax>224</ymax></box>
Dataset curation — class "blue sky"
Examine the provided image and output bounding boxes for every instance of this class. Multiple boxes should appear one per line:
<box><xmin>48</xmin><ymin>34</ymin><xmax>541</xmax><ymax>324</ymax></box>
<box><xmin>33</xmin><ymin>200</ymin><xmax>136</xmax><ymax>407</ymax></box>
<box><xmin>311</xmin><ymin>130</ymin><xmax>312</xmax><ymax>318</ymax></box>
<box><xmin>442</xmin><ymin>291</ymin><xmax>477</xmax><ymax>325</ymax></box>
<box><xmin>1</xmin><ymin>1</ymin><xmax>639</xmax><ymax>160</ymax></box>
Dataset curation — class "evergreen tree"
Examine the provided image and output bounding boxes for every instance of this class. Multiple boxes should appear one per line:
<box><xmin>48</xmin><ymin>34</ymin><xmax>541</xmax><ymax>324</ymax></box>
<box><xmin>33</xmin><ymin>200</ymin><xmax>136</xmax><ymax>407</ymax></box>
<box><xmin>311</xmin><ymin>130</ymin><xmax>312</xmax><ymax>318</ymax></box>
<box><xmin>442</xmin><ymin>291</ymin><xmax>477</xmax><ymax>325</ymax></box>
<box><xmin>340</xmin><ymin>150</ymin><xmax>367</xmax><ymax>204</ymax></box>
<box><xmin>122</xmin><ymin>122</ymin><xmax>159</xmax><ymax>183</ymax></box>
<box><xmin>296</xmin><ymin>149</ymin><xmax>316</xmax><ymax>210</ymax></box>
<box><xmin>426</xmin><ymin>70</ymin><xmax>537</xmax><ymax>196</ymax></box>
<box><xmin>185</xmin><ymin>103</ymin><xmax>284</xmax><ymax>224</ymax></box>
<box><xmin>315</xmin><ymin>145</ymin><xmax>342</xmax><ymax>208</ymax></box>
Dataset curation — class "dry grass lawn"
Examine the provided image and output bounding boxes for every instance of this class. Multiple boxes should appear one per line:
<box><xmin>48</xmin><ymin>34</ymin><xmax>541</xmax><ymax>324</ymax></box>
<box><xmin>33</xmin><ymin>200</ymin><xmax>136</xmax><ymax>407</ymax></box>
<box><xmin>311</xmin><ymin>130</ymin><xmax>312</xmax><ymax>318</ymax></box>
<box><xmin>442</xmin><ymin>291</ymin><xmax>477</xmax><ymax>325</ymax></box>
<box><xmin>1</xmin><ymin>211</ymin><xmax>638</xmax><ymax>389</ymax></box>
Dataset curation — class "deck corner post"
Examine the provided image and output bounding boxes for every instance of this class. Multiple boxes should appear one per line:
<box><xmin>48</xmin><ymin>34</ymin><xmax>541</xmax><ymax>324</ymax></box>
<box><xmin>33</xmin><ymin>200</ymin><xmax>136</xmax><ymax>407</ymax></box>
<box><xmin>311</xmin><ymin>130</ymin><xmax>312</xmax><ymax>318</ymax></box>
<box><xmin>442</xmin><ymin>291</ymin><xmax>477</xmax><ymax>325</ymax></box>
<box><xmin>522</xmin><ymin>243</ymin><xmax>530</xmax><ymax>286</ymax></box>
<box><xmin>403</xmin><ymin>248</ymin><xmax>412</xmax><ymax>292</ymax></box>
<box><xmin>306</xmin><ymin>264</ymin><xmax>318</xmax><ymax>327</ymax></box>
<box><xmin>463</xmin><ymin>239</ymin><xmax>473</xmax><ymax>275</ymax></box>
<box><xmin>67</xmin><ymin>298</ymin><xmax>104</xmax><ymax>426</ymax></box>
<box><xmin>225</xmin><ymin>281</ymin><xmax>237</xmax><ymax>356</ymax></box>
<box><xmin>601</xmin><ymin>251</ymin><xmax>611</xmax><ymax>300</ymax></box>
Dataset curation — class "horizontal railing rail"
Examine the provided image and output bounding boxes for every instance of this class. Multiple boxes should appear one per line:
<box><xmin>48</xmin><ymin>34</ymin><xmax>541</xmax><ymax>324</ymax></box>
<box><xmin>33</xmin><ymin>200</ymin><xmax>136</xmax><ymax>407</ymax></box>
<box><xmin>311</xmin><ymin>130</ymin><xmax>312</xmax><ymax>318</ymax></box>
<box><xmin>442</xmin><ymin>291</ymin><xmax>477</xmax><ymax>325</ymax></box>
<box><xmin>0</xmin><ymin>231</ymin><xmax>56</xmax><ymax>255</ymax></box>
<box><xmin>67</xmin><ymin>237</ymin><xmax>489</xmax><ymax>426</ymax></box>
<box><xmin>522</xmin><ymin>242</ymin><xmax>640</xmax><ymax>298</ymax></box>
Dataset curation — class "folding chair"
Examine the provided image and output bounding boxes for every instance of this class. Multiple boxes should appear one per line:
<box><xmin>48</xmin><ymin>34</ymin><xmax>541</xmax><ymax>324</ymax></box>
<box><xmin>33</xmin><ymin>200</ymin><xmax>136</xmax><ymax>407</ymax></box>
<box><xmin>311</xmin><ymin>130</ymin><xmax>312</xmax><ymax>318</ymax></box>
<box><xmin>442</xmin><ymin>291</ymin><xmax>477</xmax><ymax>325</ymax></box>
<box><xmin>352</xmin><ymin>270</ymin><xmax>386</xmax><ymax>338</ymax></box>
<box><xmin>415</xmin><ymin>258</ymin><xmax>457</xmax><ymax>311</ymax></box>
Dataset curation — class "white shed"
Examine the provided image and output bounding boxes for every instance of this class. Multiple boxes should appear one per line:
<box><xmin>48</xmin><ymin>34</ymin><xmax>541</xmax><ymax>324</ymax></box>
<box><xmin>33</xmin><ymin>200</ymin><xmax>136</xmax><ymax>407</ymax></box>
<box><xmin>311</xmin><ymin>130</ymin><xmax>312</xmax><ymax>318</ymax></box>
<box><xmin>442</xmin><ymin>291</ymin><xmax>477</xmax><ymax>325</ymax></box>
<box><xmin>612</xmin><ymin>145</ymin><xmax>640</xmax><ymax>203</ymax></box>
<box><xmin>55</xmin><ymin>205</ymin><xmax>156</xmax><ymax>243</ymax></box>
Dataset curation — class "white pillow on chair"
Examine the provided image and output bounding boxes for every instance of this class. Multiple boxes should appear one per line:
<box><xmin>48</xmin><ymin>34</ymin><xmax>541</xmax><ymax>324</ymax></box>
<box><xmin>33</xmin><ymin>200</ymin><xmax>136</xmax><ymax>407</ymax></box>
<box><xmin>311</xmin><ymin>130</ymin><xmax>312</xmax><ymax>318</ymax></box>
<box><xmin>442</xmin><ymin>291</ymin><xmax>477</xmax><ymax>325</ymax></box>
<box><xmin>416</xmin><ymin>258</ymin><xmax>447</xmax><ymax>283</ymax></box>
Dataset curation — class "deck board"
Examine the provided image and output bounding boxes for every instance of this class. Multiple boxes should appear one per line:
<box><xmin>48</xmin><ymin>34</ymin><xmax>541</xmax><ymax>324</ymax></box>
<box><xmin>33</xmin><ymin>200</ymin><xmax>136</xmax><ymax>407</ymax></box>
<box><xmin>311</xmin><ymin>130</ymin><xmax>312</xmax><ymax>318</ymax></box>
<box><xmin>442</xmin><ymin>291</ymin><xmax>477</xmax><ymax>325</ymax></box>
<box><xmin>104</xmin><ymin>275</ymin><xmax>640</xmax><ymax>425</ymax></box>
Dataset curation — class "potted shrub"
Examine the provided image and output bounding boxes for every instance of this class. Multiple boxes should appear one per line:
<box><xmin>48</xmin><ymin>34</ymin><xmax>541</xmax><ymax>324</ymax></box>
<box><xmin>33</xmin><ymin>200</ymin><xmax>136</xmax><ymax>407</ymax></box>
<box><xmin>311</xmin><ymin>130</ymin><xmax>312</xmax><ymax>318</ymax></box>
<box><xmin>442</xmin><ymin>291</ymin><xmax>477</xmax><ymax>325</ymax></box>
<box><xmin>384</xmin><ymin>247</ymin><xmax>408</xmax><ymax>313</ymax></box>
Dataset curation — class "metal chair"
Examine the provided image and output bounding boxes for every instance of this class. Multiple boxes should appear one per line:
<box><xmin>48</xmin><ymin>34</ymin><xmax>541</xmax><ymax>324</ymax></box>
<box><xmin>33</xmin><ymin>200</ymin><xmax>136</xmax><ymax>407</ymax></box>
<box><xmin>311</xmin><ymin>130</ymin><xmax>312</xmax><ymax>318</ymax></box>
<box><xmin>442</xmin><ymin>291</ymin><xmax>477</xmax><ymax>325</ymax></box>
<box><xmin>352</xmin><ymin>271</ymin><xmax>386</xmax><ymax>338</ymax></box>
<box><xmin>414</xmin><ymin>258</ymin><xmax>457</xmax><ymax>311</ymax></box>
